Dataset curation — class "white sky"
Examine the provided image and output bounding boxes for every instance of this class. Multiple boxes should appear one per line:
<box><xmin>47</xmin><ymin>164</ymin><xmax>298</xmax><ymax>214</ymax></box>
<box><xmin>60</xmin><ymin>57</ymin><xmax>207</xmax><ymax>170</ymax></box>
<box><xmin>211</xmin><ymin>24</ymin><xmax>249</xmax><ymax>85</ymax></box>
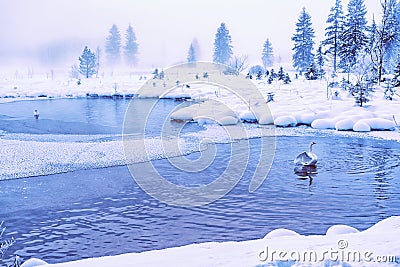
<box><xmin>0</xmin><ymin>0</ymin><xmax>381</xmax><ymax>69</ymax></box>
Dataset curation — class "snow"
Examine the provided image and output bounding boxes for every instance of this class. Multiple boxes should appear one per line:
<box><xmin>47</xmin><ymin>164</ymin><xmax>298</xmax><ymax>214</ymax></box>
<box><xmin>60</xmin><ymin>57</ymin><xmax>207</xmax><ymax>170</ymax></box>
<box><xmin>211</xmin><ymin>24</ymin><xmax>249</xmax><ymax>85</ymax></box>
<box><xmin>1</xmin><ymin>70</ymin><xmax>400</xmax><ymax>266</ymax></box>
<box><xmin>353</xmin><ymin>121</ymin><xmax>371</xmax><ymax>132</ymax></box>
<box><xmin>274</xmin><ymin>115</ymin><xmax>298</xmax><ymax>127</ymax></box>
<box><xmin>37</xmin><ymin>216</ymin><xmax>400</xmax><ymax>267</ymax></box>
<box><xmin>335</xmin><ymin>119</ymin><xmax>354</xmax><ymax>131</ymax></box>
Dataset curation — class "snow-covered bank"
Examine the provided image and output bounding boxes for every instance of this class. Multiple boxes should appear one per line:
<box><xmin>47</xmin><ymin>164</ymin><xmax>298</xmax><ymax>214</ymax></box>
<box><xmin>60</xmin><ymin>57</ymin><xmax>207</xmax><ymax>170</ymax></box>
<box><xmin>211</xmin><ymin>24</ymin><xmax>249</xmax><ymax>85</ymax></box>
<box><xmin>27</xmin><ymin>216</ymin><xmax>400</xmax><ymax>267</ymax></box>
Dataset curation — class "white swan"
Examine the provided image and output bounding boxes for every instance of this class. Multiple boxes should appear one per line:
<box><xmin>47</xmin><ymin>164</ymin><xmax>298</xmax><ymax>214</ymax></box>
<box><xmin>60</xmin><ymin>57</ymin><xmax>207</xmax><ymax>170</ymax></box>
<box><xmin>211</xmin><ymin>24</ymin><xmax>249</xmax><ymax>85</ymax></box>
<box><xmin>294</xmin><ymin>141</ymin><xmax>318</xmax><ymax>166</ymax></box>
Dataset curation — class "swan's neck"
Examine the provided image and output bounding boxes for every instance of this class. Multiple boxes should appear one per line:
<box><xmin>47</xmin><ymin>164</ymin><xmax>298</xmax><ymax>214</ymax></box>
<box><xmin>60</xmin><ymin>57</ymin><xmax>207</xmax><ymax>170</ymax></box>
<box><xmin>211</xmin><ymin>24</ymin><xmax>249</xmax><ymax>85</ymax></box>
<box><xmin>309</xmin><ymin>143</ymin><xmax>314</xmax><ymax>153</ymax></box>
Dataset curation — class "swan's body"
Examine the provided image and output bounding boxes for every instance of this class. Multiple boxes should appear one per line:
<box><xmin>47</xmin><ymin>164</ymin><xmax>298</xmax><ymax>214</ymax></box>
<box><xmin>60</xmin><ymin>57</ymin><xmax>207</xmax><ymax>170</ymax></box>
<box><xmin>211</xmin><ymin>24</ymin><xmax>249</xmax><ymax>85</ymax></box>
<box><xmin>294</xmin><ymin>142</ymin><xmax>318</xmax><ymax>166</ymax></box>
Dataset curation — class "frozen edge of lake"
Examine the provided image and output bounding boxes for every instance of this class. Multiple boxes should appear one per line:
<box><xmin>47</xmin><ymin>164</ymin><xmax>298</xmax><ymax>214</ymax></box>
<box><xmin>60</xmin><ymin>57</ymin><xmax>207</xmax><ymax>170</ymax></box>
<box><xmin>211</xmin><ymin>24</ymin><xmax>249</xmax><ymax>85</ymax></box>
<box><xmin>1</xmin><ymin>124</ymin><xmax>399</xmax><ymax>181</ymax></box>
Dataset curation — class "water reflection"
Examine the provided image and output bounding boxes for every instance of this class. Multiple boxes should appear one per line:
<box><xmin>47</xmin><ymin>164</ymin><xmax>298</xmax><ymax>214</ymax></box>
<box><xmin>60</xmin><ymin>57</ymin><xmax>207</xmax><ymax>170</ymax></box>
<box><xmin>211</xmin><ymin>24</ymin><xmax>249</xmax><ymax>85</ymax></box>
<box><xmin>294</xmin><ymin>165</ymin><xmax>318</xmax><ymax>187</ymax></box>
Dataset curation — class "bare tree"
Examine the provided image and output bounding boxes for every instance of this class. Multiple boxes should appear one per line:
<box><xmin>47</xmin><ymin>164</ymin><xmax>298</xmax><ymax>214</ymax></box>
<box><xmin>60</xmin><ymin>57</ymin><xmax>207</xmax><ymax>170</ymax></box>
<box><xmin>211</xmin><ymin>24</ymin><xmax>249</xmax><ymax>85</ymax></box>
<box><xmin>224</xmin><ymin>55</ymin><xmax>248</xmax><ymax>75</ymax></box>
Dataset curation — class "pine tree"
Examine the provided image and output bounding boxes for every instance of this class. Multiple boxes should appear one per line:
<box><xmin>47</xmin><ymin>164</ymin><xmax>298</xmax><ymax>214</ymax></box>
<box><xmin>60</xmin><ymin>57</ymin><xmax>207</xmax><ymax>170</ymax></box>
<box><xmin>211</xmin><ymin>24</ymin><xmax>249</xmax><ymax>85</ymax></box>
<box><xmin>382</xmin><ymin>0</ymin><xmax>398</xmax><ymax>71</ymax></box>
<box><xmin>315</xmin><ymin>44</ymin><xmax>326</xmax><ymax>79</ymax></box>
<box><xmin>79</xmin><ymin>46</ymin><xmax>97</xmax><ymax>78</ymax></box>
<box><xmin>292</xmin><ymin>7</ymin><xmax>315</xmax><ymax>74</ymax></box>
<box><xmin>187</xmin><ymin>43</ymin><xmax>196</xmax><ymax>63</ymax></box>
<box><xmin>261</xmin><ymin>38</ymin><xmax>274</xmax><ymax>69</ymax></box>
<box><xmin>339</xmin><ymin>0</ymin><xmax>368</xmax><ymax>73</ymax></box>
<box><xmin>123</xmin><ymin>24</ymin><xmax>139</xmax><ymax>66</ymax></box>
<box><xmin>278</xmin><ymin>66</ymin><xmax>285</xmax><ymax>80</ymax></box>
<box><xmin>213</xmin><ymin>23</ymin><xmax>233</xmax><ymax>65</ymax></box>
<box><xmin>393</xmin><ymin>60</ymin><xmax>400</xmax><ymax>87</ymax></box>
<box><xmin>323</xmin><ymin>0</ymin><xmax>345</xmax><ymax>75</ymax></box>
<box><xmin>105</xmin><ymin>24</ymin><xmax>121</xmax><ymax>66</ymax></box>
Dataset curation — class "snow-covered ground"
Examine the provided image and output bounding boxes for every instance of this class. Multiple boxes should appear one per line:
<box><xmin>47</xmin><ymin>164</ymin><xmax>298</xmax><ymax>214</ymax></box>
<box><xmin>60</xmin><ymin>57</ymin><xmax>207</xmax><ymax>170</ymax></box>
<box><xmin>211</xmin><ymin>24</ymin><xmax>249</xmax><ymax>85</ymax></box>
<box><xmin>1</xmin><ymin>68</ymin><xmax>400</xmax><ymax>266</ymax></box>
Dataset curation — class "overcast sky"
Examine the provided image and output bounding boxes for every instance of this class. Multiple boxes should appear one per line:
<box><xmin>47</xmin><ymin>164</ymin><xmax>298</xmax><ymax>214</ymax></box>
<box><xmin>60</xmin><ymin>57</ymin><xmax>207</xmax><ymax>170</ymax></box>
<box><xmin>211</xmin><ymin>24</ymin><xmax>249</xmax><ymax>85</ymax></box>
<box><xmin>0</xmin><ymin>0</ymin><xmax>381</xmax><ymax>69</ymax></box>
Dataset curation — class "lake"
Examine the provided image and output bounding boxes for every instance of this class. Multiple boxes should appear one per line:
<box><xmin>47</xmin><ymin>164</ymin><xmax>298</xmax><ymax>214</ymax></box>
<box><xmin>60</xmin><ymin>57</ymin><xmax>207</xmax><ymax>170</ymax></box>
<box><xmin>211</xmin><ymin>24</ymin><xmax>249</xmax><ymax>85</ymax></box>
<box><xmin>0</xmin><ymin>99</ymin><xmax>399</xmax><ymax>265</ymax></box>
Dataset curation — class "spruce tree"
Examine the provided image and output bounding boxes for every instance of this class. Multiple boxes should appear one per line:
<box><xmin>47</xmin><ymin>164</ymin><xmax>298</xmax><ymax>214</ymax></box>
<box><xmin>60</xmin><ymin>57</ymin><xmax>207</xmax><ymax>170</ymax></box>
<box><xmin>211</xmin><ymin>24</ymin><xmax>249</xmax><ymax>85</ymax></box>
<box><xmin>187</xmin><ymin>43</ymin><xmax>196</xmax><ymax>63</ymax></box>
<box><xmin>79</xmin><ymin>46</ymin><xmax>97</xmax><ymax>78</ymax></box>
<box><xmin>339</xmin><ymin>0</ymin><xmax>368</xmax><ymax>73</ymax></box>
<box><xmin>261</xmin><ymin>38</ymin><xmax>274</xmax><ymax>69</ymax></box>
<box><xmin>292</xmin><ymin>7</ymin><xmax>315</xmax><ymax>74</ymax></box>
<box><xmin>105</xmin><ymin>24</ymin><xmax>121</xmax><ymax>66</ymax></box>
<box><xmin>323</xmin><ymin>0</ymin><xmax>345</xmax><ymax>75</ymax></box>
<box><xmin>213</xmin><ymin>23</ymin><xmax>233</xmax><ymax>65</ymax></box>
<box><xmin>315</xmin><ymin>44</ymin><xmax>326</xmax><ymax>79</ymax></box>
<box><xmin>124</xmin><ymin>24</ymin><xmax>139</xmax><ymax>66</ymax></box>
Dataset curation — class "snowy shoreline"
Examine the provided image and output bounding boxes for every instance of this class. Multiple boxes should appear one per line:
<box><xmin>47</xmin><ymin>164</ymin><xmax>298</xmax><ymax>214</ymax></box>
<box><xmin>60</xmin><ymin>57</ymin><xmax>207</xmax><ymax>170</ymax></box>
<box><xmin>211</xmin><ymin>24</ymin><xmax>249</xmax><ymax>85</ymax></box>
<box><xmin>23</xmin><ymin>216</ymin><xmax>400</xmax><ymax>267</ymax></box>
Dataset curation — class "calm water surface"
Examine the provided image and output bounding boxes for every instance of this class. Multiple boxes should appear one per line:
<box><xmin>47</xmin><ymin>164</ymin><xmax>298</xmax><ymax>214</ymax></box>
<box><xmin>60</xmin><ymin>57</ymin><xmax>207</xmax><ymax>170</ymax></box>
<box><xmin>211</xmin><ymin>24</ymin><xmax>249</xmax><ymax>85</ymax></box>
<box><xmin>0</xmin><ymin>99</ymin><xmax>399</xmax><ymax>264</ymax></box>
<box><xmin>1</xmin><ymin>136</ymin><xmax>399</xmax><ymax>264</ymax></box>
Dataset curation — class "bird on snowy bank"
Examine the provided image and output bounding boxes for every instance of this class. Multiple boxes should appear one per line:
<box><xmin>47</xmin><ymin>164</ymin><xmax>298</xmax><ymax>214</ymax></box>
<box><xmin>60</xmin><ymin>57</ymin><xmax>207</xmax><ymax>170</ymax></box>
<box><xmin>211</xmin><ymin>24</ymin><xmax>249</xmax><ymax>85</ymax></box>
<box><xmin>294</xmin><ymin>141</ymin><xmax>318</xmax><ymax>166</ymax></box>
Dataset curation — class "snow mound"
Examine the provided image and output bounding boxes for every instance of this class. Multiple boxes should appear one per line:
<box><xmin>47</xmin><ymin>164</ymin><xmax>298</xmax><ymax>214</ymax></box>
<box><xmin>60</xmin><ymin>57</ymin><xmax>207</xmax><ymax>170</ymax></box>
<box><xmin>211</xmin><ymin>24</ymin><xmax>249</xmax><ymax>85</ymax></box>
<box><xmin>325</xmin><ymin>225</ymin><xmax>360</xmax><ymax>236</ymax></box>
<box><xmin>194</xmin><ymin>116</ymin><xmax>216</xmax><ymax>126</ymax></box>
<box><xmin>353</xmin><ymin>121</ymin><xmax>371</xmax><ymax>132</ymax></box>
<box><xmin>170</xmin><ymin>108</ymin><xmax>195</xmax><ymax>121</ymax></box>
<box><xmin>20</xmin><ymin>258</ymin><xmax>48</xmax><ymax>267</ymax></box>
<box><xmin>160</xmin><ymin>91</ymin><xmax>191</xmax><ymax>99</ymax></box>
<box><xmin>298</xmin><ymin>113</ymin><xmax>316</xmax><ymax>125</ymax></box>
<box><xmin>335</xmin><ymin>119</ymin><xmax>354</xmax><ymax>131</ymax></box>
<box><xmin>274</xmin><ymin>116</ymin><xmax>297</xmax><ymax>127</ymax></box>
<box><xmin>219</xmin><ymin>116</ymin><xmax>238</xmax><ymax>126</ymax></box>
<box><xmin>360</xmin><ymin>118</ymin><xmax>396</xmax><ymax>131</ymax></box>
<box><xmin>239</xmin><ymin>110</ymin><xmax>257</xmax><ymax>122</ymax></box>
<box><xmin>264</xmin><ymin>228</ymin><xmax>301</xmax><ymax>239</ymax></box>
<box><xmin>258</xmin><ymin>113</ymin><xmax>274</xmax><ymax>125</ymax></box>
<box><xmin>311</xmin><ymin>119</ymin><xmax>335</xmax><ymax>129</ymax></box>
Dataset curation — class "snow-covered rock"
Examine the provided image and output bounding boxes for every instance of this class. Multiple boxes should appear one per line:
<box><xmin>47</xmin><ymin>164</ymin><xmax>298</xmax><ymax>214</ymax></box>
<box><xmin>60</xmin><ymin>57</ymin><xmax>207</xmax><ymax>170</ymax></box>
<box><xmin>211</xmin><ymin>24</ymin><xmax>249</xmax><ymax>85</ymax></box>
<box><xmin>274</xmin><ymin>115</ymin><xmax>297</xmax><ymax>127</ymax></box>
<box><xmin>325</xmin><ymin>225</ymin><xmax>360</xmax><ymax>236</ymax></box>
<box><xmin>361</xmin><ymin>118</ymin><xmax>396</xmax><ymax>131</ymax></box>
<box><xmin>170</xmin><ymin>108</ymin><xmax>195</xmax><ymax>121</ymax></box>
<box><xmin>20</xmin><ymin>258</ymin><xmax>47</xmax><ymax>267</ymax></box>
<box><xmin>264</xmin><ymin>228</ymin><xmax>301</xmax><ymax>239</ymax></box>
<box><xmin>335</xmin><ymin>119</ymin><xmax>354</xmax><ymax>131</ymax></box>
<box><xmin>353</xmin><ymin>121</ymin><xmax>371</xmax><ymax>132</ymax></box>
<box><xmin>311</xmin><ymin>119</ymin><xmax>335</xmax><ymax>129</ymax></box>
<box><xmin>218</xmin><ymin>116</ymin><xmax>238</xmax><ymax>126</ymax></box>
<box><xmin>239</xmin><ymin>110</ymin><xmax>257</xmax><ymax>122</ymax></box>
<box><xmin>258</xmin><ymin>113</ymin><xmax>274</xmax><ymax>125</ymax></box>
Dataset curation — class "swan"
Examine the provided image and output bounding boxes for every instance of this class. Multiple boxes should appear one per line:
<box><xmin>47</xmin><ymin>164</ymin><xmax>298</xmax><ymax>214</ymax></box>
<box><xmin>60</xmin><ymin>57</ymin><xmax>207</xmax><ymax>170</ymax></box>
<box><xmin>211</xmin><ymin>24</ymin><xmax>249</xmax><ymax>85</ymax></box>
<box><xmin>294</xmin><ymin>141</ymin><xmax>318</xmax><ymax>166</ymax></box>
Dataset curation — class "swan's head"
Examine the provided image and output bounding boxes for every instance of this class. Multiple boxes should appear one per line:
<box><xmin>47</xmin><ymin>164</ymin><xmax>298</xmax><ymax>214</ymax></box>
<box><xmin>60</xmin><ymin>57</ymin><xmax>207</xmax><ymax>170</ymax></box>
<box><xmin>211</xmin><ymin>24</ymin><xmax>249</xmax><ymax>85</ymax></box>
<box><xmin>311</xmin><ymin>141</ymin><xmax>317</xmax><ymax>146</ymax></box>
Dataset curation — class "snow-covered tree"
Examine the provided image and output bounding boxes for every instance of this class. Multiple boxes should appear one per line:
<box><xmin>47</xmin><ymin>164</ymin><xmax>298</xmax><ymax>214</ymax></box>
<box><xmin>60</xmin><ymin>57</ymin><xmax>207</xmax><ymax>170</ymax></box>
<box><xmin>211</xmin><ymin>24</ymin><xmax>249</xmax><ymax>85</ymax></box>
<box><xmin>261</xmin><ymin>38</ymin><xmax>274</xmax><ymax>69</ymax></box>
<box><xmin>79</xmin><ymin>46</ymin><xmax>97</xmax><ymax>78</ymax></box>
<box><xmin>339</xmin><ymin>0</ymin><xmax>368</xmax><ymax>73</ymax></box>
<box><xmin>123</xmin><ymin>24</ymin><xmax>139</xmax><ymax>66</ymax></box>
<box><xmin>393</xmin><ymin>60</ymin><xmax>400</xmax><ymax>87</ymax></box>
<box><xmin>322</xmin><ymin>0</ymin><xmax>345</xmax><ymax>75</ymax></box>
<box><xmin>292</xmin><ymin>7</ymin><xmax>315</xmax><ymax>73</ymax></box>
<box><xmin>213</xmin><ymin>23</ymin><xmax>233</xmax><ymax>65</ymax></box>
<box><xmin>382</xmin><ymin>0</ymin><xmax>399</xmax><ymax>71</ymax></box>
<box><xmin>187</xmin><ymin>43</ymin><xmax>196</xmax><ymax>63</ymax></box>
<box><xmin>315</xmin><ymin>44</ymin><xmax>326</xmax><ymax>79</ymax></box>
<box><xmin>105</xmin><ymin>24</ymin><xmax>121</xmax><ymax>66</ymax></box>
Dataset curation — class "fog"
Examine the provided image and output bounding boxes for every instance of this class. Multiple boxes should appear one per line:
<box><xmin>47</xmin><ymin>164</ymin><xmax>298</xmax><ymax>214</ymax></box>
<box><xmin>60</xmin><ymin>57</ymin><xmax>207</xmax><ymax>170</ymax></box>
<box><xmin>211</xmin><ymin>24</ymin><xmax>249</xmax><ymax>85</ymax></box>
<box><xmin>0</xmin><ymin>0</ymin><xmax>381</xmax><ymax>70</ymax></box>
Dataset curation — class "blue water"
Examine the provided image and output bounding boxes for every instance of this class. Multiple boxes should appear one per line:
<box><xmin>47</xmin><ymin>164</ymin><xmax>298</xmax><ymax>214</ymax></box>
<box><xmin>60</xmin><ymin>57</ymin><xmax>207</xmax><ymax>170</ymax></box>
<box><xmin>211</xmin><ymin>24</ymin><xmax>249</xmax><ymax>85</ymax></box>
<box><xmin>1</xmin><ymin>136</ymin><xmax>400</xmax><ymax>264</ymax></box>
<box><xmin>0</xmin><ymin>98</ymin><xmax>195</xmax><ymax>135</ymax></box>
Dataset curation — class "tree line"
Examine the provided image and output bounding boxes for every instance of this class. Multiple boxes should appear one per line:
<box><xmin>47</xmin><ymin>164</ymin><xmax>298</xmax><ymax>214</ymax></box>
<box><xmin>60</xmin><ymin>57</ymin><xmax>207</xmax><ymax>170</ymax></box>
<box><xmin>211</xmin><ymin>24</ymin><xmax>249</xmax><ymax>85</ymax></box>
<box><xmin>77</xmin><ymin>0</ymin><xmax>400</xmax><ymax>88</ymax></box>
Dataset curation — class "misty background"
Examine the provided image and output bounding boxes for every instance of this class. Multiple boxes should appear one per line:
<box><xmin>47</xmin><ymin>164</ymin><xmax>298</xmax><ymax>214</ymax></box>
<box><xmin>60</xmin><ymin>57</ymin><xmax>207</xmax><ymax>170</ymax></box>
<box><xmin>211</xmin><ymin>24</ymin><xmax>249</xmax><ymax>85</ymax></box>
<box><xmin>0</xmin><ymin>0</ymin><xmax>380</xmax><ymax>71</ymax></box>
